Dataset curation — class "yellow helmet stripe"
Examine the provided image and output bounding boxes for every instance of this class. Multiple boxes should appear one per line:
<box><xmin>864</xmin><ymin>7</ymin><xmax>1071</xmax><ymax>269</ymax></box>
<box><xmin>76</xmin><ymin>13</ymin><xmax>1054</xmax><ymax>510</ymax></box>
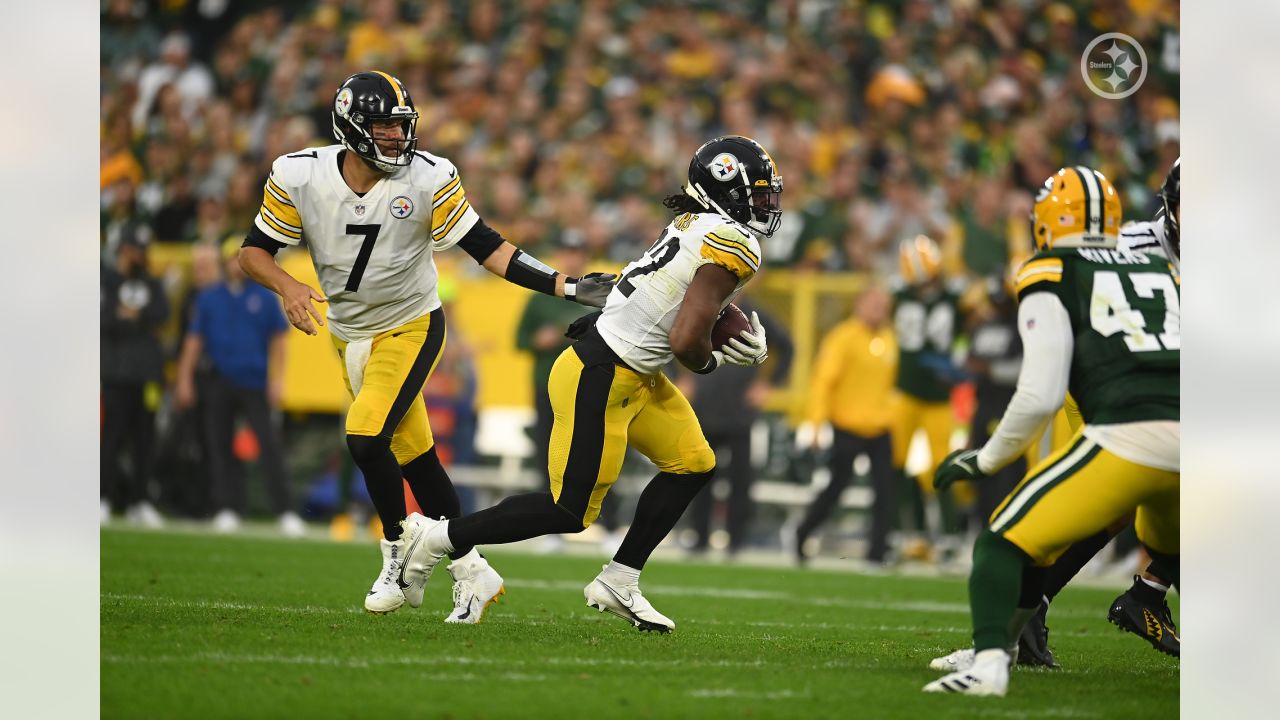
<box><xmin>372</xmin><ymin>70</ymin><xmax>405</xmax><ymax>107</ymax></box>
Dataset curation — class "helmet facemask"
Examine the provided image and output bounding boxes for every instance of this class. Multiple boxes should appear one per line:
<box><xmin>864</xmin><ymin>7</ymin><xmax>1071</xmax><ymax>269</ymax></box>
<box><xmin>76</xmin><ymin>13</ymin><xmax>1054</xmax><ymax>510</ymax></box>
<box><xmin>339</xmin><ymin>108</ymin><xmax>418</xmax><ymax>173</ymax></box>
<box><xmin>331</xmin><ymin>73</ymin><xmax>419</xmax><ymax>174</ymax></box>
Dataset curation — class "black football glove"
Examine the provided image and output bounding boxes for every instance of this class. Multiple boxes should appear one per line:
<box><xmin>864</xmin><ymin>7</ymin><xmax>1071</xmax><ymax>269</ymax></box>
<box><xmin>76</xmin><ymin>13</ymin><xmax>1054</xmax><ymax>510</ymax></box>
<box><xmin>934</xmin><ymin>449</ymin><xmax>988</xmax><ymax>490</ymax></box>
<box><xmin>566</xmin><ymin>272</ymin><xmax>617</xmax><ymax>308</ymax></box>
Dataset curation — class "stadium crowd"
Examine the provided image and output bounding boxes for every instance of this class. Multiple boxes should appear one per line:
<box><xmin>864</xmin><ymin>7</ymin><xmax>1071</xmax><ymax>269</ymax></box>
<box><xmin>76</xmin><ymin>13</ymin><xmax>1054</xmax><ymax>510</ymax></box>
<box><xmin>99</xmin><ymin>0</ymin><xmax>1179</xmax><ymax>552</ymax></box>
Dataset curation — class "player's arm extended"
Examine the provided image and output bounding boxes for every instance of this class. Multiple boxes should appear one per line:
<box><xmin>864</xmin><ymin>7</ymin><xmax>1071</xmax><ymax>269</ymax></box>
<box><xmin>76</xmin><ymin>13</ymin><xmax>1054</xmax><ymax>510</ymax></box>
<box><xmin>239</xmin><ymin>232</ymin><xmax>327</xmax><ymax>336</ymax></box>
<box><xmin>975</xmin><ymin>292</ymin><xmax>1074</xmax><ymax>474</ymax></box>
<box><xmin>455</xmin><ymin>220</ymin><xmax>615</xmax><ymax>307</ymax></box>
<box><xmin>669</xmin><ymin>264</ymin><xmax>740</xmax><ymax>373</ymax></box>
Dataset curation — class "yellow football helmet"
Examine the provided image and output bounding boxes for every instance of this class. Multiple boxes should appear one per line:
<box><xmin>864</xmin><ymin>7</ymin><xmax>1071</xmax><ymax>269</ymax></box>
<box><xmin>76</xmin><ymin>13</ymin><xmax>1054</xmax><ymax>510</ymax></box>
<box><xmin>899</xmin><ymin>234</ymin><xmax>942</xmax><ymax>285</ymax></box>
<box><xmin>1030</xmin><ymin>166</ymin><xmax>1122</xmax><ymax>250</ymax></box>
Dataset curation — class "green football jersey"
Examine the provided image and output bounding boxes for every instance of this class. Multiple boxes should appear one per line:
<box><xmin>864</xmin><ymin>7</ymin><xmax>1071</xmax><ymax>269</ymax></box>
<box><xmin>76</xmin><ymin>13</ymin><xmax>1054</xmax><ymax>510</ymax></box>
<box><xmin>891</xmin><ymin>282</ymin><xmax>962</xmax><ymax>402</ymax></box>
<box><xmin>1015</xmin><ymin>246</ymin><xmax>1180</xmax><ymax>425</ymax></box>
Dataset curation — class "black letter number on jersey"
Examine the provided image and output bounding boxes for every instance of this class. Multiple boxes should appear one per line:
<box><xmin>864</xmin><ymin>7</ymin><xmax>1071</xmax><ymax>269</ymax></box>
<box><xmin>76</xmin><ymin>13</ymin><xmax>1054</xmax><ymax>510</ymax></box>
<box><xmin>345</xmin><ymin>224</ymin><xmax>381</xmax><ymax>292</ymax></box>
<box><xmin>618</xmin><ymin>231</ymin><xmax>680</xmax><ymax>297</ymax></box>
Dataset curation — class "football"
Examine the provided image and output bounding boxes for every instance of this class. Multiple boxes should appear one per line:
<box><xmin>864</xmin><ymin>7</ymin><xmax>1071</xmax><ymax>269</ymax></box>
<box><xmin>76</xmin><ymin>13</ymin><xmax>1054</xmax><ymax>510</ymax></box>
<box><xmin>711</xmin><ymin>303</ymin><xmax>751</xmax><ymax>351</ymax></box>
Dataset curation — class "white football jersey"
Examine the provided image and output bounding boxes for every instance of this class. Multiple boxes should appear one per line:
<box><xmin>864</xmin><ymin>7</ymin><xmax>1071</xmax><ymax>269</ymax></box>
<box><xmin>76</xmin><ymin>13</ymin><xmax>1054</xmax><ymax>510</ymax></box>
<box><xmin>253</xmin><ymin>144</ymin><xmax>479</xmax><ymax>341</ymax></box>
<box><xmin>1119</xmin><ymin>212</ymin><xmax>1179</xmax><ymax>272</ymax></box>
<box><xmin>597</xmin><ymin>211</ymin><xmax>762</xmax><ymax>374</ymax></box>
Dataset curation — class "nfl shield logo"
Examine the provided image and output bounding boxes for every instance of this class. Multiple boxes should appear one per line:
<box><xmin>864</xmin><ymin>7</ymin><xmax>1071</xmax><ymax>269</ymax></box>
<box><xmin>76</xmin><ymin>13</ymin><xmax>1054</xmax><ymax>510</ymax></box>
<box><xmin>353</xmin><ymin>204</ymin><xmax>366</xmax><ymax>217</ymax></box>
<box><xmin>390</xmin><ymin>196</ymin><xmax>414</xmax><ymax>219</ymax></box>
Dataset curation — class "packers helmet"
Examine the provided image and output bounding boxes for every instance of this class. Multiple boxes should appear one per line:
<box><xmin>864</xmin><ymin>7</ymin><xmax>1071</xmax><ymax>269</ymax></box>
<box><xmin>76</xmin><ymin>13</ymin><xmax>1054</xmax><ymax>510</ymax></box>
<box><xmin>899</xmin><ymin>234</ymin><xmax>942</xmax><ymax>285</ymax></box>
<box><xmin>684</xmin><ymin>135</ymin><xmax>784</xmax><ymax>238</ymax></box>
<box><xmin>331</xmin><ymin>71</ymin><xmax>418</xmax><ymax>173</ymax></box>
<box><xmin>1030</xmin><ymin>166</ymin><xmax>1122</xmax><ymax>250</ymax></box>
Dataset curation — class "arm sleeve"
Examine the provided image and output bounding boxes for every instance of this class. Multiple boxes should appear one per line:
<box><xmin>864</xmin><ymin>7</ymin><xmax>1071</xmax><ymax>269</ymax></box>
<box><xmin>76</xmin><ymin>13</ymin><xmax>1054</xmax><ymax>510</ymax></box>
<box><xmin>455</xmin><ymin>218</ymin><xmax>505</xmax><ymax>264</ymax></box>
<box><xmin>976</xmin><ymin>292</ymin><xmax>1074</xmax><ymax>474</ymax></box>
<box><xmin>243</xmin><ymin>224</ymin><xmax>288</xmax><ymax>255</ymax></box>
<box><xmin>253</xmin><ymin>160</ymin><xmax>304</xmax><ymax>246</ymax></box>
<box><xmin>430</xmin><ymin>161</ymin><xmax>480</xmax><ymax>251</ymax></box>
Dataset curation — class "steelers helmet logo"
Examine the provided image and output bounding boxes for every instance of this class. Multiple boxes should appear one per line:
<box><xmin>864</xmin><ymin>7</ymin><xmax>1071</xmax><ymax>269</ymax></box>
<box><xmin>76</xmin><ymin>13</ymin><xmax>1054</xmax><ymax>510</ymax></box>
<box><xmin>710</xmin><ymin>153</ymin><xmax>740</xmax><ymax>181</ymax></box>
<box><xmin>390</xmin><ymin>195</ymin><xmax>414</xmax><ymax>219</ymax></box>
<box><xmin>335</xmin><ymin>88</ymin><xmax>353</xmax><ymax>117</ymax></box>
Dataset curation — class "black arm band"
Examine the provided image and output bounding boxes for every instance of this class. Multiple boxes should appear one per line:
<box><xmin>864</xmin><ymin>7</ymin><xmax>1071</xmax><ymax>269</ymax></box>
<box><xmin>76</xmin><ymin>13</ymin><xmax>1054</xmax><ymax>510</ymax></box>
<box><xmin>691</xmin><ymin>354</ymin><xmax>719</xmax><ymax>374</ymax></box>
<box><xmin>242</xmin><ymin>225</ymin><xmax>287</xmax><ymax>256</ymax></box>
<box><xmin>456</xmin><ymin>219</ymin><xmax>505</xmax><ymax>263</ymax></box>
<box><xmin>505</xmin><ymin>248</ymin><xmax>561</xmax><ymax>296</ymax></box>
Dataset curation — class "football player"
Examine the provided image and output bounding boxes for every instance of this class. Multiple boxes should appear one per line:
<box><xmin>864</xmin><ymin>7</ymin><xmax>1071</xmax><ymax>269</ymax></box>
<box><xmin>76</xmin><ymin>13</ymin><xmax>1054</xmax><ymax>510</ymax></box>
<box><xmin>1015</xmin><ymin>157</ymin><xmax>1183</xmax><ymax>661</ymax></box>
<box><xmin>238</xmin><ymin>71</ymin><xmax>615</xmax><ymax>621</ymax></box>
<box><xmin>923</xmin><ymin>166</ymin><xmax>1179</xmax><ymax>696</ymax></box>
<box><xmin>888</xmin><ymin>235</ymin><xmax>967</xmax><ymax>560</ymax></box>
<box><xmin>396</xmin><ymin>136</ymin><xmax>781</xmax><ymax>632</ymax></box>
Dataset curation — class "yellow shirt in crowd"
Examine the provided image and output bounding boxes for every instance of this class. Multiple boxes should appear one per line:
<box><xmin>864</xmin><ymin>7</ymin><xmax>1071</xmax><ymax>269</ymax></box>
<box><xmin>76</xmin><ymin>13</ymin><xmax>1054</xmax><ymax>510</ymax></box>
<box><xmin>806</xmin><ymin>318</ymin><xmax>899</xmax><ymax>437</ymax></box>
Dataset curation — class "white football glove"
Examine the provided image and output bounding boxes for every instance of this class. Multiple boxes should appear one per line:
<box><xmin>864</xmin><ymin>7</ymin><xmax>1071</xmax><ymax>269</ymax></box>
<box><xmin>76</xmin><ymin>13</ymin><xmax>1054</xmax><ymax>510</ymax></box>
<box><xmin>722</xmin><ymin>311</ymin><xmax>769</xmax><ymax>366</ymax></box>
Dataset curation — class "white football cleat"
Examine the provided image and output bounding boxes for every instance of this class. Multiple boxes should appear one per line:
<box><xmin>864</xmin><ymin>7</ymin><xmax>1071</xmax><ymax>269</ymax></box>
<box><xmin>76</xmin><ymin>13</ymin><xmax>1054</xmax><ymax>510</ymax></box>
<box><xmin>929</xmin><ymin>647</ymin><xmax>975</xmax><ymax>672</ymax></box>
<box><xmin>211</xmin><ymin>509</ymin><xmax>240</xmax><ymax>533</ymax></box>
<box><xmin>398</xmin><ymin>513</ymin><xmax>449</xmax><ymax>607</ymax></box>
<box><xmin>444</xmin><ymin>550</ymin><xmax>506</xmax><ymax>624</ymax></box>
<box><xmin>584</xmin><ymin>566</ymin><xmax>675</xmax><ymax>633</ymax></box>
<box><xmin>364</xmin><ymin>538</ymin><xmax>407</xmax><ymax>614</ymax></box>
<box><xmin>127</xmin><ymin>501</ymin><xmax>165</xmax><ymax>529</ymax></box>
<box><xmin>923</xmin><ymin>648</ymin><xmax>1011</xmax><ymax>696</ymax></box>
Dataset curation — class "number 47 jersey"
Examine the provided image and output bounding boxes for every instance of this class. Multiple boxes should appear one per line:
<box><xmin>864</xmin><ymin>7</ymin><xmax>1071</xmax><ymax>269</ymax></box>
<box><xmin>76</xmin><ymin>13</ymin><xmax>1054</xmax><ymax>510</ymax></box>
<box><xmin>253</xmin><ymin>144</ymin><xmax>478</xmax><ymax>341</ymax></box>
<box><xmin>597</xmin><ymin>211</ymin><xmax>762</xmax><ymax>375</ymax></box>
<box><xmin>1014</xmin><ymin>245</ymin><xmax>1180</xmax><ymax>425</ymax></box>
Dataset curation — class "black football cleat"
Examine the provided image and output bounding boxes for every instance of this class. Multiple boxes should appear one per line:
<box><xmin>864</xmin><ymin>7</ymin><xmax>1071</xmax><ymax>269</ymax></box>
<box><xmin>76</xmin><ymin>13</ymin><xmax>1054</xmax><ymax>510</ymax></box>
<box><xmin>1108</xmin><ymin>576</ymin><xmax>1180</xmax><ymax>657</ymax></box>
<box><xmin>1016</xmin><ymin>602</ymin><xmax>1061</xmax><ymax>668</ymax></box>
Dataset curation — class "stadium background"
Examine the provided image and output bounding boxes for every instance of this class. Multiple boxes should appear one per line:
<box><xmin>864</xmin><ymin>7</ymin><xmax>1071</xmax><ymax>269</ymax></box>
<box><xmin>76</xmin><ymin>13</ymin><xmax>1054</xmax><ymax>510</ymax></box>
<box><xmin>100</xmin><ymin>0</ymin><xmax>1179</xmax><ymax>540</ymax></box>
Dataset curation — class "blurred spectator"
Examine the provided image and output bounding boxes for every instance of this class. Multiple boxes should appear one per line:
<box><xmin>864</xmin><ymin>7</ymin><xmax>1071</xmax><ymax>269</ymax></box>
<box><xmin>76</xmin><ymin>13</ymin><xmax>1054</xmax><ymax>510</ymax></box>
<box><xmin>685</xmin><ymin>299</ymin><xmax>793</xmax><ymax>556</ymax></box>
<box><xmin>133</xmin><ymin>31</ymin><xmax>214</xmax><ymax>129</ymax></box>
<box><xmin>888</xmin><ymin>235</ymin><xmax>966</xmax><ymax>561</ymax></box>
<box><xmin>101</xmin><ymin>226</ymin><xmax>168</xmax><ymax>527</ymax></box>
<box><xmin>175</xmin><ymin>239</ymin><xmax>302</xmax><ymax>536</ymax></box>
<box><xmin>794</xmin><ymin>284</ymin><xmax>898</xmax><ymax>564</ymax></box>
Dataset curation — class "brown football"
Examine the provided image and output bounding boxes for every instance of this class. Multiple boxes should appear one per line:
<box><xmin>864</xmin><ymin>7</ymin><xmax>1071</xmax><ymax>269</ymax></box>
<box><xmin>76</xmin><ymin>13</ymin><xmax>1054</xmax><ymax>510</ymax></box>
<box><xmin>711</xmin><ymin>303</ymin><xmax>751</xmax><ymax>351</ymax></box>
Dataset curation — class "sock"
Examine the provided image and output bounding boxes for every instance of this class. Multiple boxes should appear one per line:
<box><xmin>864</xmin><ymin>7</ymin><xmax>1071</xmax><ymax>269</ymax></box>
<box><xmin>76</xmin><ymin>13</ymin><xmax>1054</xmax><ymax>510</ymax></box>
<box><xmin>347</xmin><ymin>434</ymin><xmax>407</xmax><ymax>541</ymax></box>
<box><xmin>970</xmin><ymin>530</ymin><xmax>1031</xmax><ymax>652</ymax></box>
<box><xmin>447</xmin><ymin>491</ymin><xmax>584</xmax><ymax>550</ymax></box>
<box><xmin>1042</xmin><ymin>528</ymin><xmax>1114</xmax><ymax>601</ymax></box>
<box><xmin>1006</xmin><ymin>606</ymin><xmax>1038</xmax><ymax>654</ymax></box>
<box><xmin>402</xmin><ymin>448</ymin><xmax>470</xmax><ymax>559</ymax></box>
<box><xmin>603</xmin><ymin>560</ymin><xmax>641</xmax><ymax>585</ymax></box>
<box><xmin>432</xmin><ymin>519</ymin><xmax>456</xmax><ymax>555</ymax></box>
<box><xmin>1138</xmin><ymin>575</ymin><xmax>1169</xmax><ymax>593</ymax></box>
<box><xmin>1145</xmin><ymin>548</ymin><xmax>1179</xmax><ymax>589</ymax></box>
<box><xmin>613</xmin><ymin>470</ymin><xmax>714</xmax><ymax>570</ymax></box>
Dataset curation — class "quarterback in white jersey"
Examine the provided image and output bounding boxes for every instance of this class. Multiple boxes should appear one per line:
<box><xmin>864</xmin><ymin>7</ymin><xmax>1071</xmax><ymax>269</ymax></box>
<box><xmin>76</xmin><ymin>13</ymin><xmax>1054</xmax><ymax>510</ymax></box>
<box><xmin>239</xmin><ymin>71</ymin><xmax>614</xmax><ymax>620</ymax></box>
<box><xmin>395</xmin><ymin>136</ymin><xmax>782</xmax><ymax>634</ymax></box>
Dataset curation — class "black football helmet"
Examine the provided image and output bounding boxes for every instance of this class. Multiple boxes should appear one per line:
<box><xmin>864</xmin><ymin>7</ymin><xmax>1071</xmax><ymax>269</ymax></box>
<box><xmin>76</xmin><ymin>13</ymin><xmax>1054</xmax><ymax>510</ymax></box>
<box><xmin>331</xmin><ymin>71</ymin><xmax>418</xmax><ymax>173</ymax></box>
<box><xmin>684</xmin><ymin>135</ymin><xmax>783</xmax><ymax>237</ymax></box>
<box><xmin>1158</xmin><ymin>157</ymin><xmax>1179</xmax><ymax>258</ymax></box>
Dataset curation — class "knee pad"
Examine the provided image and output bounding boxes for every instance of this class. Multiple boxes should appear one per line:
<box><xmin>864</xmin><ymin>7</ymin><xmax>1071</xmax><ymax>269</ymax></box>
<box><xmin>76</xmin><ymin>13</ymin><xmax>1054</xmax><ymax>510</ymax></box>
<box><xmin>346</xmin><ymin>434</ymin><xmax>391</xmax><ymax>465</ymax></box>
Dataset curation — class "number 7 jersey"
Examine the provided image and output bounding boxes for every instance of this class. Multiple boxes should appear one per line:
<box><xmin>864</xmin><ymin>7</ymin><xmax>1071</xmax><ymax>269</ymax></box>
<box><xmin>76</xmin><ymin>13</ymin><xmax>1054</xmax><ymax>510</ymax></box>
<box><xmin>596</xmin><ymin>211</ymin><xmax>762</xmax><ymax>374</ymax></box>
<box><xmin>253</xmin><ymin>144</ymin><xmax>478</xmax><ymax>341</ymax></box>
<box><xmin>1014</xmin><ymin>245</ymin><xmax>1180</xmax><ymax>425</ymax></box>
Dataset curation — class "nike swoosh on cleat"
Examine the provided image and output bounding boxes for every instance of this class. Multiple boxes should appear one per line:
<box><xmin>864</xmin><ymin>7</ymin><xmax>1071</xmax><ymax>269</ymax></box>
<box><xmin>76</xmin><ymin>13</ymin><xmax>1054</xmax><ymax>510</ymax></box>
<box><xmin>455</xmin><ymin>597</ymin><xmax>476</xmax><ymax>621</ymax></box>
<box><xmin>399</xmin><ymin>533</ymin><xmax>424</xmax><ymax>587</ymax></box>
<box><xmin>601</xmin><ymin>583</ymin><xmax>635</xmax><ymax>608</ymax></box>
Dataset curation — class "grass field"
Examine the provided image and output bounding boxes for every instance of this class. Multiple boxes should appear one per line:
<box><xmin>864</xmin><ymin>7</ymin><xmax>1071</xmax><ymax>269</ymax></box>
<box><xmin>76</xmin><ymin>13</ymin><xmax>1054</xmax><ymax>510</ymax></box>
<box><xmin>101</xmin><ymin>528</ymin><xmax>1178</xmax><ymax>719</ymax></box>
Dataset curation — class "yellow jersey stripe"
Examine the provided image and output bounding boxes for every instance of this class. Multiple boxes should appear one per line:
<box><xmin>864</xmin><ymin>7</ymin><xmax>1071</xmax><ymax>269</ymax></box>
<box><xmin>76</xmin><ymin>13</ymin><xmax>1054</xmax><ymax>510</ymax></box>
<box><xmin>700</xmin><ymin>242</ymin><xmax>756</xmax><ymax>280</ymax></box>
<box><xmin>1016</xmin><ymin>258</ymin><xmax>1063</xmax><ymax>282</ymax></box>
<box><xmin>432</xmin><ymin>190</ymin><xmax>469</xmax><ymax>237</ymax></box>
<box><xmin>705</xmin><ymin>232</ymin><xmax>760</xmax><ymax>266</ymax></box>
<box><xmin>266</xmin><ymin>177</ymin><xmax>293</xmax><ymax>206</ymax></box>
<box><xmin>262</xmin><ymin>192</ymin><xmax>302</xmax><ymax>230</ymax></box>
<box><xmin>433</xmin><ymin>177</ymin><xmax>462</xmax><ymax>205</ymax></box>
<box><xmin>261</xmin><ymin>204</ymin><xmax>302</xmax><ymax>233</ymax></box>
<box><xmin>1014</xmin><ymin>270</ymin><xmax>1061</xmax><ymax>295</ymax></box>
<box><xmin>434</xmin><ymin>199</ymin><xmax>472</xmax><ymax>239</ymax></box>
<box><xmin>259</xmin><ymin>208</ymin><xmax>301</xmax><ymax>239</ymax></box>
<box><xmin>373</xmin><ymin>70</ymin><xmax>405</xmax><ymax>106</ymax></box>
<box><xmin>704</xmin><ymin>236</ymin><xmax>759</xmax><ymax>271</ymax></box>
